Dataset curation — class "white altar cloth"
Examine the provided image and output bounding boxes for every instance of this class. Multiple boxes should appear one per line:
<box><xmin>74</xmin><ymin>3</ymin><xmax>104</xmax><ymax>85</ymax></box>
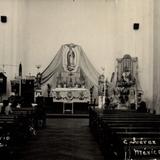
<box><xmin>51</xmin><ymin>88</ymin><xmax>90</xmax><ymax>103</ymax></box>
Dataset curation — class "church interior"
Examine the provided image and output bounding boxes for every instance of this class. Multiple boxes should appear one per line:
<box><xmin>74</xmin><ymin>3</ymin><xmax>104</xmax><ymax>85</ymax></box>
<box><xmin>0</xmin><ymin>0</ymin><xmax>160</xmax><ymax>159</ymax></box>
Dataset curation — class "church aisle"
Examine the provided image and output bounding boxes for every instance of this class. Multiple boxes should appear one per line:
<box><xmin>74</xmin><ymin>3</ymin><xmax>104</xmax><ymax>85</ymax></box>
<box><xmin>17</xmin><ymin>118</ymin><xmax>104</xmax><ymax>160</ymax></box>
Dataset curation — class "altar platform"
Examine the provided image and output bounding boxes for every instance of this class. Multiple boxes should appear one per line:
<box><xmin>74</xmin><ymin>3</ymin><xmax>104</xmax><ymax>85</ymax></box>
<box><xmin>47</xmin><ymin>113</ymin><xmax>89</xmax><ymax>118</ymax></box>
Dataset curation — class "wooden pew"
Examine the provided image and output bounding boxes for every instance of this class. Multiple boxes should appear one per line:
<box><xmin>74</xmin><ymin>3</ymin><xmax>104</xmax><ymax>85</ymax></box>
<box><xmin>0</xmin><ymin>115</ymin><xmax>16</xmax><ymax>154</ymax></box>
<box><xmin>89</xmin><ymin>107</ymin><xmax>160</xmax><ymax>160</ymax></box>
<box><xmin>0</xmin><ymin>107</ymin><xmax>37</xmax><ymax>155</ymax></box>
<box><xmin>113</xmin><ymin>131</ymin><xmax>160</xmax><ymax>159</ymax></box>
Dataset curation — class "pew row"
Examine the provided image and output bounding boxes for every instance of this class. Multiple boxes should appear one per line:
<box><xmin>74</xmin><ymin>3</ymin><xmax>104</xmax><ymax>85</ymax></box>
<box><xmin>89</xmin><ymin>107</ymin><xmax>160</xmax><ymax>160</ymax></box>
<box><xmin>0</xmin><ymin>107</ymin><xmax>37</xmax><ymax>156</ymax></box>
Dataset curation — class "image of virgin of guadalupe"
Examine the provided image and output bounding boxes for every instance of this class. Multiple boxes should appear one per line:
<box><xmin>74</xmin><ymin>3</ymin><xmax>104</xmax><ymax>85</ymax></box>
<box><xmin>67</xmin><ymin>49</ymin><xmax>76</xmax><ymax>71</ymax></box>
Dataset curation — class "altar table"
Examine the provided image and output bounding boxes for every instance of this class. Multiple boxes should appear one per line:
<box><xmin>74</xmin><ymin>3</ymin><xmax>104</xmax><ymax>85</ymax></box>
<box><xmin>51</xmin><ymin>88</ymin><xmax>90</xmax><ymax>114</ymax></box>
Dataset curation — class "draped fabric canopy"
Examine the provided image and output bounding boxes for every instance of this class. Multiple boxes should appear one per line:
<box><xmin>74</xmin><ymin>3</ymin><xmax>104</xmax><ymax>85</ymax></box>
<box><xmin>40</xmin><ymin>44</ymin><xmax>100</xmax><ymax>97</ymax></box>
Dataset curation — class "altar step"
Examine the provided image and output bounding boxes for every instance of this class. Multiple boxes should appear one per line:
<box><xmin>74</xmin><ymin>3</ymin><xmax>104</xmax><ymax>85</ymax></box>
<box><xmin>47</xmin><ymin>113</ymin><xmax>89</xmax><ymax>118</ymax></box>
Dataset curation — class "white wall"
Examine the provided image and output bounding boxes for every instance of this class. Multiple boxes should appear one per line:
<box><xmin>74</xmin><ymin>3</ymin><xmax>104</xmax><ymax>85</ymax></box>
<box><xmin>0</xmin><ymin>0</ymin><xmax>153</xmax><ymax>103</ymax></box>
<box><xmin>153</xmin><ymin>0</ymin><xmax>160</xmax><ymax>113</ymax></box>
<box><xmin>0</xmin><ymin>0</ymin><xmax>27</xmax><ymax>78</ymax></box>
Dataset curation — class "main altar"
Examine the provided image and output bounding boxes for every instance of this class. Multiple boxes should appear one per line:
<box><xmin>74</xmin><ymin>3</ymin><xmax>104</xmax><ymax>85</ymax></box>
<box><xmin>36</xmin><ymin>43</ymin><xmax>99</xmax><ymax>114</ymax></box>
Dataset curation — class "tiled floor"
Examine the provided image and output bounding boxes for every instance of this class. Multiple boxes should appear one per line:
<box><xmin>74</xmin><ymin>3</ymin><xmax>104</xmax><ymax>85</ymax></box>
<box><xmin>16</xmin><ymin>118</ymin><xmax>104</xmax><ymax>160</ymax></box>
